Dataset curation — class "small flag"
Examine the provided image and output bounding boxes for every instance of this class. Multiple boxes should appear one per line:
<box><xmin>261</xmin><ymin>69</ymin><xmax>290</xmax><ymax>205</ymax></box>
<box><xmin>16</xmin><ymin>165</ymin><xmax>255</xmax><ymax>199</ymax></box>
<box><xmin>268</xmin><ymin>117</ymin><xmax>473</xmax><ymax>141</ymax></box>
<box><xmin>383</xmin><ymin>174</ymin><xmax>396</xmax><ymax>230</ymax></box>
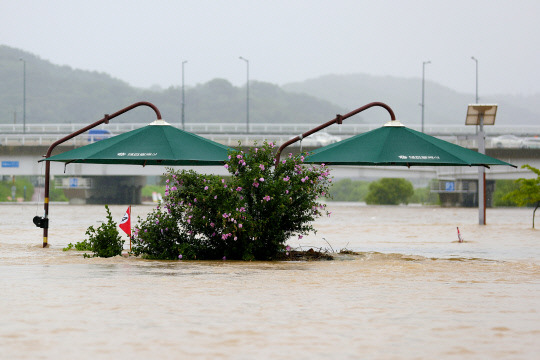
<box><xmin>119</xmin><ymin>206</ymin><xmax>131</xmax><ymax>237</ymax></box>
<box><xmin>456</xmin><ymin>227</ymin><xmax>463</xmax><ymax>243</ymax></box>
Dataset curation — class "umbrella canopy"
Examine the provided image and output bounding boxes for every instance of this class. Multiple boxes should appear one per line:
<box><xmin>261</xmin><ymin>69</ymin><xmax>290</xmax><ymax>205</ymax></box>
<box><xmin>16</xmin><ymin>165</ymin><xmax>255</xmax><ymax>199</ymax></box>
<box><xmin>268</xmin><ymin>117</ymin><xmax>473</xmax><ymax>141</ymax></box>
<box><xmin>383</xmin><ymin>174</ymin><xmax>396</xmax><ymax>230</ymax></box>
<box><xmin>304</xmin><ymin>120</ymin><xmax>515</xmax><ymax>167</ymax></box>
<box><xmin>41</xmin><ymin>120</ymin><xmax>235</xmax><ymax>166</ymax></box>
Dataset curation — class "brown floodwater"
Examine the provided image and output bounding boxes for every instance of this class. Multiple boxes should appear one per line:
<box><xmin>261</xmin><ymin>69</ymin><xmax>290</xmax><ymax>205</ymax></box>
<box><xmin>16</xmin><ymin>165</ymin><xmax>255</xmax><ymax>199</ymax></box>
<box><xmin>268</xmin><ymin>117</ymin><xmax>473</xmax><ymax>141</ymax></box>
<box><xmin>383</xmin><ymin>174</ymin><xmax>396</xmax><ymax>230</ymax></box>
<box><xmin>1</xmin><ymin>203</ymin><xmax>539</xmax><ymax>359</ymax></box>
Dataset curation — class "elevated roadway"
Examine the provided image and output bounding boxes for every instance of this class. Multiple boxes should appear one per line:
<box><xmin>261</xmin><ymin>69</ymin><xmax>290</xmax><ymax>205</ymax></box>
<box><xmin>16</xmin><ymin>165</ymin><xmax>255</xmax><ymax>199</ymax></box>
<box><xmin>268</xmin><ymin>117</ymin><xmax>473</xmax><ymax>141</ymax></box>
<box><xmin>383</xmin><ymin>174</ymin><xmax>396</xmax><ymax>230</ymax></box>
<box><xmin>1</xmin><ymin>124</ymin><xmax>537</xmax><ymax>204</ymax></box>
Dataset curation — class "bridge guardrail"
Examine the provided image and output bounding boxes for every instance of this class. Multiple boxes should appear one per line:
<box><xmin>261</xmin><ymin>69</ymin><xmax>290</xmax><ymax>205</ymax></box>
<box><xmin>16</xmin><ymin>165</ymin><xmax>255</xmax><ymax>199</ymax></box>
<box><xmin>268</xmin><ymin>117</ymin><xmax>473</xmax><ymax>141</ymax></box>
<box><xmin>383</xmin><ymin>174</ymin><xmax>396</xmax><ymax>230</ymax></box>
<box><xmin>0</xmin><ymin>132</ymin><xmax>516</xmax><ymax>149</ymax></box>
<box><xmin>2</xmin><ymin>122</ymin><xmax>540</xmax><ymax>136</ymax></box>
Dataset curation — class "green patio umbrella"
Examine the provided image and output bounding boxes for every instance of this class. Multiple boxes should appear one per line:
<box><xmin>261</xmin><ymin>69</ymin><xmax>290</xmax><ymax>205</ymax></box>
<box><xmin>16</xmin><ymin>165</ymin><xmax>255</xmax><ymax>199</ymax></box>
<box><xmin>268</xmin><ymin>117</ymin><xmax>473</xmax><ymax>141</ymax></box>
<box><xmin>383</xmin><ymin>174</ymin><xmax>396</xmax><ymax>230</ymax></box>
<box><xmin>304</xmin><ymin>120</ymin><xmax>515</xmax><ymax>167</ymax></box>
<box><xmin>41</xmin><ymin>119</ymin><xmax>235</xmax><ymax>166</ymax></box>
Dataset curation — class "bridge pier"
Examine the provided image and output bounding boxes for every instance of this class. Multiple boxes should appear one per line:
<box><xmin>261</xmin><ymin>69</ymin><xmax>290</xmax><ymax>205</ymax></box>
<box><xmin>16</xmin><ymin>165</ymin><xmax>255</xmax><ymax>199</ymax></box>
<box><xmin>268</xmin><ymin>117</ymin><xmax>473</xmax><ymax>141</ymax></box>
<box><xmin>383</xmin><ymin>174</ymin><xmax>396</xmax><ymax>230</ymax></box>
<box><xmin>435</xmin><ymin>179</ymin><xmax>496</xmax><ymax>207</ymax></box>
<box><xmin>86</xmin><ymin>176</ymin><xmax>146</xmax><ymax>204</ymax></box>
<box><xmin>60</xmin><ymin>176</ymin><xmax>146</xmax><ymax>204</ymax></box>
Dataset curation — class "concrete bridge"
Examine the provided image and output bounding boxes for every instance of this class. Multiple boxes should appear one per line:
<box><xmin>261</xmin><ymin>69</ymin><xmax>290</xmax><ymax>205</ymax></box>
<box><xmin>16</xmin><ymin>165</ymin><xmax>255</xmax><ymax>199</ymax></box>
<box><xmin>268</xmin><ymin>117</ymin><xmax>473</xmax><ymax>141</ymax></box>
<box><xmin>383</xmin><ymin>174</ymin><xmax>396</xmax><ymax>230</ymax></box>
<box><xmin>1</xmin><ymin>123</ymin><xmax>538</xmax><ymax>204</ymax></box>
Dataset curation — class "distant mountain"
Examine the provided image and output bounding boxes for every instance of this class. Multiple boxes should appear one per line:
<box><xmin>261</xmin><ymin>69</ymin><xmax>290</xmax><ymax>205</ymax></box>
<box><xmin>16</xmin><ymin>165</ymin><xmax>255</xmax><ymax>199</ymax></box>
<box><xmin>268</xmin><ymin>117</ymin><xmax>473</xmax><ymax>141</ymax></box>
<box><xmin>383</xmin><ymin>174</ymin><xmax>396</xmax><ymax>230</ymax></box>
<box><xmin>283</xmin><ymin>74</ymin><xmax>540</xmax><ymax>126</ymax></box>
<box><xmin>2</xmin><ymin>45</ymin><xmax>538</xmax><ymax>127</ymax></box>
<box><xmin>0</xmin><ymin>45</ymin><xmax>345</xmax><ymax>126</ymax></box>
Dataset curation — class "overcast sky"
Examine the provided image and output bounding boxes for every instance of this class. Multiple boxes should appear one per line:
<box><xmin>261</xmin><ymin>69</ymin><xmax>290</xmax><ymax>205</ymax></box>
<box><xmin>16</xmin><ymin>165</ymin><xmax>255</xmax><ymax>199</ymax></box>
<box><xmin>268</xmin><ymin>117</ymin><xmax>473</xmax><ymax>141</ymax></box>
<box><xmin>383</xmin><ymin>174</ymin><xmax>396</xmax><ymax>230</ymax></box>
<box><xmin>2</xmin><ymin>0</ymin><xmax>539</xmax><ymax>96</ymax></box>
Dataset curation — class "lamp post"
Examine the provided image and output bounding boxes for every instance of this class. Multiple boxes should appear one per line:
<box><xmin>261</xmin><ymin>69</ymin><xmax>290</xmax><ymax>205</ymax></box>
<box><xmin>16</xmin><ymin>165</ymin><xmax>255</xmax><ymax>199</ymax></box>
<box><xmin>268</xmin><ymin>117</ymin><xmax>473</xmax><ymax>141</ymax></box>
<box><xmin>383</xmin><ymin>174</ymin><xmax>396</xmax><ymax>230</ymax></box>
<box><xmin>19</xmin><ymin>58</ymin><xmax>26</xmax><ymax>134</ymax></box>
<box><xmin>471</xmin><ymin>56</ymin><xmax>479</xmax><ymax>103</ymax></box>
<box><xmin>470</xmin><ymin>56</ymin><xmax>485</xmax><ymax>225</ymax></box>
<box><xmin>181</xmin><ymin>60</ymin><xmax>187</xmax><ymax>130</ymax></box>
<box><xmin>239</xmin><ymin>56</ymin><xmax>249</xmax><ymax>133</ymax></box>
<box><xmin>35</xmin><ymin>102</ymin><xmax>162</xmax><ymax>247</ymax></box>
<box><xmin>421</xmin><ymin>60</ymin><xmax>431</xmax><ymax>133</ymax></box>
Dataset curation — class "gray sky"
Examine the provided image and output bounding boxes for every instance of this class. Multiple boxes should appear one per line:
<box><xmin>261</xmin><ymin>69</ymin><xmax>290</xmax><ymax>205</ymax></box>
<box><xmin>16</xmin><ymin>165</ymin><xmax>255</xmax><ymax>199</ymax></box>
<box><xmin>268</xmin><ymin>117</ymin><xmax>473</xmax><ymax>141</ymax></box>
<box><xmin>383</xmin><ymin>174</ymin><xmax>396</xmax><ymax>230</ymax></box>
<box><xmin>3</xmin><ymin>0</ymin><xmax>539</xmax><ymax>96</ymax></box>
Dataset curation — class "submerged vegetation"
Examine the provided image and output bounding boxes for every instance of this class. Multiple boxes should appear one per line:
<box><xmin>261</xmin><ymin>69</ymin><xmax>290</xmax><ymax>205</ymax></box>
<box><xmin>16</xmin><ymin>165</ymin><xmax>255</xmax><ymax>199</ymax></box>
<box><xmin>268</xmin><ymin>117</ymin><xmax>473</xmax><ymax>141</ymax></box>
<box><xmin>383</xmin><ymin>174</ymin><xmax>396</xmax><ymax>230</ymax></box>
<box><xmin>131</xmin><ymin>142</ymin><xmax>332</xmax><ymax>261</ymax></box>
<box><xmin>64</xmin><ymin>205</ymin><xmax>124</xmax><ymax>257</ymax></box>
<box><xmin>503</xmin><ymin>164</ymin><xmax>540</xmax><ymax>228</ymax></box>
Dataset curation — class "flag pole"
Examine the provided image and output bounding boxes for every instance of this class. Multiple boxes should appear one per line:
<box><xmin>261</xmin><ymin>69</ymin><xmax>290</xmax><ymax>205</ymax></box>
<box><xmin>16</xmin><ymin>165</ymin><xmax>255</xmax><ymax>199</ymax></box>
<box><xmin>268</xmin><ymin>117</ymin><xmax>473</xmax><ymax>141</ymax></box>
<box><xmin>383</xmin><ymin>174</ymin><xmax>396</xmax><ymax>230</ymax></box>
<box><xmin>129</xmin><ymin>205</ymin><xmax>132</xmax><ymax>252</ymax></box>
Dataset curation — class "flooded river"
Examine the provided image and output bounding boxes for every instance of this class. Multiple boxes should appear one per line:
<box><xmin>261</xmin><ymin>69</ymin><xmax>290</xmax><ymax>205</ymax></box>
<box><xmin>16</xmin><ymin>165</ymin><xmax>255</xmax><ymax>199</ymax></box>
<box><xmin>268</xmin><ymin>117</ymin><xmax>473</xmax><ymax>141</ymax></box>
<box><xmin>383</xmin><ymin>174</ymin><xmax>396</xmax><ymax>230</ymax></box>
<box><xmin>1</xmin><ymin>203</ymin><xmax>539</xmax><ymax>359</ymax></box>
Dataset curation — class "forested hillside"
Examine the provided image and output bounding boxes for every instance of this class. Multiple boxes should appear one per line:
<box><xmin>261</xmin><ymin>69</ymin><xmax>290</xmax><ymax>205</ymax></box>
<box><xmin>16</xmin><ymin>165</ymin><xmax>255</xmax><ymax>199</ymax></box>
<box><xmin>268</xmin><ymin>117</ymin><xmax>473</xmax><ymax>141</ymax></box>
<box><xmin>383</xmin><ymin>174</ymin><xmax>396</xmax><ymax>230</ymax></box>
<box><xmin>0</xmin><ymin>46</ymin><xmax>345</xmax><ymax>125</ymax></box>
<box><xmin>283</xmin><ymin>74</ymin><xmax>540</xmax><ymax>126</ymax></box>
<box><xmin>2</xmin><ymin>45</ymin><xmax>538</xmax><ymax>127</ymax></box>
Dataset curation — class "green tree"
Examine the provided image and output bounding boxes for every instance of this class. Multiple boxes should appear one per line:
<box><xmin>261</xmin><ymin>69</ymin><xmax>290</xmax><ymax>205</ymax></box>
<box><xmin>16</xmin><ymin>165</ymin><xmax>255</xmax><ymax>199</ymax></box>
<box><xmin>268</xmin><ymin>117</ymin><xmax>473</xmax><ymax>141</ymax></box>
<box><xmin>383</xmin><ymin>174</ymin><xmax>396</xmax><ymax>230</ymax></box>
<box><xmin>493</xmin><ymin>180</ymin><xmax>520</xmax><ymax>207</ymax></box>
<box><xmin>328</xmin><ymin>178</ymin><xmax>369</xmax><ymax>201</ymax></box>
<box><xmin>365</xmin><ymin>178</ymin><xmax>414</xmax><ymax>205</ymax></box>
<box><xmin>503</xmin><ymin>164</ymin><xmax>540</xmax><ymax>228</ymax></box>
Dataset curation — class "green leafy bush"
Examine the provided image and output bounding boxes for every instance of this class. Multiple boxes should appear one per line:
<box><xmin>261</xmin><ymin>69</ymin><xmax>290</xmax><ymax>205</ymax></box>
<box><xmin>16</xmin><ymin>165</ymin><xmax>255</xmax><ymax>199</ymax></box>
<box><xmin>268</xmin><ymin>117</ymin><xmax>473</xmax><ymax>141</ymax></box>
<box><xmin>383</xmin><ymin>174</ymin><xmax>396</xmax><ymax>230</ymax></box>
<box><xmin>132</xmin><ymin>141</ymin><xmax>332</xmax><ymax>260</ymax></box>
<box><xmin>0</xmin><ymin>177</ymin><xmax>34</xmax><ymax>201</ymax></box>
<box><xmin>83</xmin><ymin>205</ymin><xmax>124</xmax><ymax>257</ymax></box>
<box><xmin>409</xmin><ymin>181</ymin><xmax>440</xmax><ymax>205</ymax></box>
<box><xmin>365</xmin><ymin>178</ymin><xmax>414</xmax><ymax>205</ymax></box>
<box><xmin>328</xmin><ymin>178</ymin><xmax>369</xmax><ymax>201</ymax></box>
<box><xmin>493</xmin><ymin>180</ymin><xmax>520</xmax><ymax>207</ymax></box>
<box><xmin>503</xmin><ymin>164</ymin><xmax>540</xmax><ymax>228</ymax></box>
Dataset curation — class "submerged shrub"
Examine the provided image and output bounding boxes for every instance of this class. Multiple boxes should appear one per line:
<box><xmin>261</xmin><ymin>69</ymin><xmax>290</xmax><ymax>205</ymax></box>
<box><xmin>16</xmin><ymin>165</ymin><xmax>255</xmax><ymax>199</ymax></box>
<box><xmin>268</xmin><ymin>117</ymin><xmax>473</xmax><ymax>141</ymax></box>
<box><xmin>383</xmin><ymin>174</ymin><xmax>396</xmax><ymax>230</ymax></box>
<box><xmin>365</xmin><ymin>178</ymin><xmax>414</xmax><ymax>205</ymax></box>
<box><xmin>132</xmin><ymin>141</ymin><xmax>332</xmax><ymax>260</ymax></box>
<box><xmin>83</xmin><ymin>205</ymin><xmax>124</xmax><ymax>257</ymax></box>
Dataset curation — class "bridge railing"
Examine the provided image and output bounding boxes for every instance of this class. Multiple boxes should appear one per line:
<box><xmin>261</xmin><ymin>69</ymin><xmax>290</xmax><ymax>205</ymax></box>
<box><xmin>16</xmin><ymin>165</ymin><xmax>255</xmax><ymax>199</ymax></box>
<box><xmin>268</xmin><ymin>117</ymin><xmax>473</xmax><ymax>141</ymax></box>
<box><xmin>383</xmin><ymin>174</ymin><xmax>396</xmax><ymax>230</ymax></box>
<box><xmin>0</xmin><ymin>133</ymin><xmax>331</xmax><ymax>148</ymax></box>
<box><xmin>1</xmin><ymin>122</ymin><xmax>540</xmax><ymax>136</ymax></box>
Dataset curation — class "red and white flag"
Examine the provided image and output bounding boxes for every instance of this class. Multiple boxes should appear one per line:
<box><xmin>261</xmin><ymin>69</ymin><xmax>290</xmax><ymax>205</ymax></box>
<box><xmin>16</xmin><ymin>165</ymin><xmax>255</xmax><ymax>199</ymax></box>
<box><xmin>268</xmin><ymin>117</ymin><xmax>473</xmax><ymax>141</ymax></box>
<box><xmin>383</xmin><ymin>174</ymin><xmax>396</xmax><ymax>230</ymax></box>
<box><xmin>119</xmin><ymin>206</ymin><xmax>131</xmax><ymax>237</ymax></box>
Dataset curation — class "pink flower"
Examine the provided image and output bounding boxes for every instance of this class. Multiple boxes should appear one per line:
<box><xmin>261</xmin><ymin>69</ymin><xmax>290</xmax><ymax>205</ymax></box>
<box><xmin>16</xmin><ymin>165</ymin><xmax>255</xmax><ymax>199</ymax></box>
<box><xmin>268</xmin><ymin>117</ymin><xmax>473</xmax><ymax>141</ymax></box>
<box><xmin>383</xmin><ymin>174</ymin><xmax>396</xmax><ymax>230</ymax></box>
<box><xmin>236</xmin><ymin>187</ymin><xmax>243</xmax><ymax>191</ymax></box>
<box><xmin>239</xmin><ymin>224</ymin><xmax>243</xmax><ymax>228</ymax></box>
<box><xmin>263</xmin><ymin>195</ymin><xmax>271</xmax><ymax>201</ymax></box>
<box><xmin>253</xmin><ymin>182</ymin><xmax>259</xmax><ymax>188</ymax></box>
<box><xmin>298</xmin><ymin>235</ymin><xmax>303</xmax><ymax>239</ymax></box>
<box><xmin>259</xmin><ymin>177</ymin><xmax>265</xmax><ymax>182</ymax></box>
<box><xmin>204</xmin><ymin>186</ymin><xmax>209</xmax><ymax>190</ymax></box>
<box><xmin>178</xmin><ymin>254</ymin><xmax>183</xmax><ymax>260</ymax></box>
<box><xmin>224</xmin><ymin>164</ymin><xmax>229</xmax><ymax>169</ymax></box>
<box><xmin>283</xmin><ymin>176</ymin><xmax>290</xmax><ymax>182</ymax></box>
<box><xmin>259</xmin><ymin>164</ymin><xmax>265</xmax><ymax>170</ymax></box>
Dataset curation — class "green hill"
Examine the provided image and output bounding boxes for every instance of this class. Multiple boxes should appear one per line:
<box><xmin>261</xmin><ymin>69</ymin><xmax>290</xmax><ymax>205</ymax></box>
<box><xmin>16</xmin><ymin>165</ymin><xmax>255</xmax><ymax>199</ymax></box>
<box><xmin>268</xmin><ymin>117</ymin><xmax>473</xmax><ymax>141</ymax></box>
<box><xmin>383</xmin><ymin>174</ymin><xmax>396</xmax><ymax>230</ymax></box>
<box><xmin>2</xmin><ymin>45</ymin><xmax>538</xmax><ymax>127</ymax></box>
<box><xmin>283</xmin><ymin>74</ymin><xmax>540</xmax><ymax>126</ymax></box>
<box><xmin>0</xmin><ymin>45</ymin><xmax>345</xmax><ymax>126</ymax></box>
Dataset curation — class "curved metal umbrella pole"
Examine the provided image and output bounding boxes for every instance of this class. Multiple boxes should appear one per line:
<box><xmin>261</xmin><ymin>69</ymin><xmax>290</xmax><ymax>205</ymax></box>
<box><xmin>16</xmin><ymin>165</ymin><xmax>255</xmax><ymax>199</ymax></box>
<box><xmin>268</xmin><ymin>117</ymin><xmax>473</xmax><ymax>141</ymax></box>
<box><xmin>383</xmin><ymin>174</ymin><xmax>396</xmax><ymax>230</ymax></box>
<box><xmin>274</xmin><ymin>102</ymin><xmax>396</xmax><ymax>167</ymax></box>
<box><xmin>37</xmin><ymin>102</ymin><xmax>162</xmax><ymax>247</ymax></box>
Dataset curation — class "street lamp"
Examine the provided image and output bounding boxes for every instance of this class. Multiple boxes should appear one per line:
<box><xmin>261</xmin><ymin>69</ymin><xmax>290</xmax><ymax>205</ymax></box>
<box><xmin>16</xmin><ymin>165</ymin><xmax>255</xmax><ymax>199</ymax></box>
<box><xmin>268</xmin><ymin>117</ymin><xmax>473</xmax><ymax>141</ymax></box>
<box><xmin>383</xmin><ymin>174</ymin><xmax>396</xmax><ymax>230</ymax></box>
<box><xmin>465</xmin><ymin>104</ymin><xmax>497</xmax><ymax>226</ymax></box>
<box><xmin>19</xmin><ymin>58</ymin><xmax>26</xmax><ymax>134</ymax></box>
<box><xmin>239</xmin><ymin>56</ymin><xmax>249</xmax><ymax>133</ymax></box>
<box><xmin>471</xmin><ymin>56</ymin><xmax>478</xmax><ymax>103</ymax></box>
<box><xmin>181</xmin><ymin>60</ymin><xmax>187</xmax><ymax>130</ymax></box>
<box><xmin>421</xmin><ymin>60</ymin><xmax>431</xmax><ymax>133</ymax></box>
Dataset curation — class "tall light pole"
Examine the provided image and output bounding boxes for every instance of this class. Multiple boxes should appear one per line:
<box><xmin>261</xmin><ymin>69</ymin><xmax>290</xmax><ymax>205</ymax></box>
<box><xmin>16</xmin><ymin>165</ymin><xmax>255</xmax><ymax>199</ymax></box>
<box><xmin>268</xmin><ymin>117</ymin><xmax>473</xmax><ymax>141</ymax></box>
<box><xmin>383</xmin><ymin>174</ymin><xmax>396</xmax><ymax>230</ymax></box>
<box><xmin>471</xmin><ymin>56</ymin><xmax>485</xmax><ymax>225</ymax></box>
<box><xmin>421</xmin><ymin>60</ymin><xmax>431</xmax><ymax>133</ymax></box>
<box><xmin>181</xmin><ymin>60</ymin><xmax>187</xmax><ymax>130</ymax></box>
<box><xmin>239</xmin><ymin>56</ymin><xmax>249</xmax><ymax>133</ymax></box>
<box><xmin>471</xmin><ymin>56</ymin><xmax>479</xmax><ymax>103</ymax></box>
<box><xmin>19</xmin><ymin>58</ymin><xmax>26</xmax><ymax>134</ymax></box>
